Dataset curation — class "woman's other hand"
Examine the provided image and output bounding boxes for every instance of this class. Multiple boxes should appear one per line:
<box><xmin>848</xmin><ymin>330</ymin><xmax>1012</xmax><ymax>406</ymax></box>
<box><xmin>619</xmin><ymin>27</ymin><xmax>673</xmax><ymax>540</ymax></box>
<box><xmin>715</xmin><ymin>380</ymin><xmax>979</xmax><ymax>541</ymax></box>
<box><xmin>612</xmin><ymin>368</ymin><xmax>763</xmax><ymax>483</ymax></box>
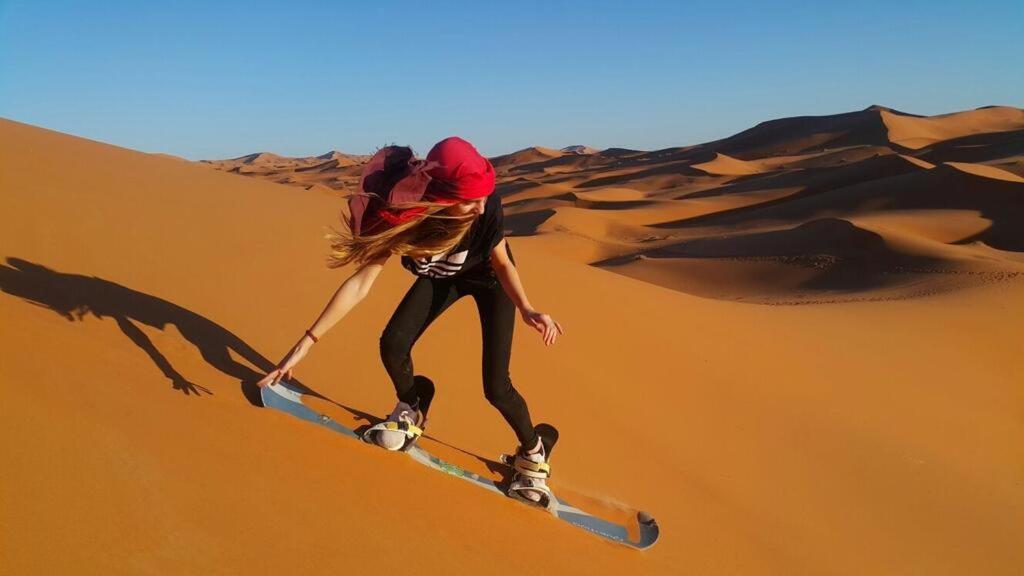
<box><xmin>520</xmin><ymin>309</ymin><xmax>564</xmax><ymax>346</ymax></box>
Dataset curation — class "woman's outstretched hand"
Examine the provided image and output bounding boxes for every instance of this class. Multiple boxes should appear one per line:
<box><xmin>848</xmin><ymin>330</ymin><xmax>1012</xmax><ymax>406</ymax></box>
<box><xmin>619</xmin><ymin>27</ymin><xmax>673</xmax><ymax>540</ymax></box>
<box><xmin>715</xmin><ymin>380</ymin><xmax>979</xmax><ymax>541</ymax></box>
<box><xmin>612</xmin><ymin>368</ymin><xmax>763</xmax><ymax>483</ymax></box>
<box><xmin>520</xmin><ymin>309</ymin><xmax>564</xmax><ymax>346</ymax></box>
<box><xmin>257</xmin><ymin>336</ymin><xmax>314</xmax><ymax>387</ymax></box>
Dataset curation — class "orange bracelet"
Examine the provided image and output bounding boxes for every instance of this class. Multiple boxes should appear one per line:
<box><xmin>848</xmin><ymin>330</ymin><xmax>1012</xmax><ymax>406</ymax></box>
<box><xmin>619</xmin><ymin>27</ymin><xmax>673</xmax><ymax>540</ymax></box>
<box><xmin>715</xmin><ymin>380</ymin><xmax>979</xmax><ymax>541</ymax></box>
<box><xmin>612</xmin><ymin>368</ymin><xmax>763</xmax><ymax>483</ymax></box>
<box><xmin>305</xmin><ymin>329</ymin><xmax>319</xmax><ymax>343</ymax></box>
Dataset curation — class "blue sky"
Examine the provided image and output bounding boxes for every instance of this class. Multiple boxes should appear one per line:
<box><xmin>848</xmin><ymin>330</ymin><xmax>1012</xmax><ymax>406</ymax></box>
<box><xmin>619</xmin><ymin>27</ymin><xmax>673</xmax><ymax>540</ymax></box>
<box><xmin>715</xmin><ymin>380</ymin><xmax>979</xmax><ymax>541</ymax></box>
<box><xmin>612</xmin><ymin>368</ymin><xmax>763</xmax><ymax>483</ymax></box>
<box><xmin>1</xmin><ymin>1</ymin><xmax>1020</xmax><ymax>160</ymax></box>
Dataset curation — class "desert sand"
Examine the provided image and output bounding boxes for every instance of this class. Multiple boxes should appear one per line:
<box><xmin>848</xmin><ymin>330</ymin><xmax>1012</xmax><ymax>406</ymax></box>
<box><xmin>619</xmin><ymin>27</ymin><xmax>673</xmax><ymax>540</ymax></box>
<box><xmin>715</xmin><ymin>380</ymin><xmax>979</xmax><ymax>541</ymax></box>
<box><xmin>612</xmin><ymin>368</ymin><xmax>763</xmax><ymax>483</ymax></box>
<box><xmin>2</xmin><ymin>107</ymin><xmax>1022</xmax><ymax>575</ymax></box>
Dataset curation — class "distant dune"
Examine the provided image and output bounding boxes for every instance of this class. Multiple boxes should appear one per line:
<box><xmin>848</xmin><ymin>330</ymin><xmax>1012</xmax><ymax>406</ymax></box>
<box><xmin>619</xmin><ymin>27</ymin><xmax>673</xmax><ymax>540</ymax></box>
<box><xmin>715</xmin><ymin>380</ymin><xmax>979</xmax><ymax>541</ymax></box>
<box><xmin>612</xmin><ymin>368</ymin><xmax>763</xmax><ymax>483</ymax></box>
<box><xmin>489</xmin><ymin>105</ymin><xmax>1024</xmax><ymax>303</ymax></box>
<box><xmin>201</xmin><ymin>149</ymin><xmax>369</xmax><ymax>192</ymax></box>
<box><xmin>490</xmin><ymin>145</ymin><xmax>565</xmax><ymax>170</ymax></box>
<box><xmin>691</xmin><ymin>153</ymin><xmax>764</xmax><ymax>176</ymax></box>
<box><xmin>197</xmin><ymin>105</ymin><xmax>1024</xmax><ymax>303</ymax></box>
<box><xmin>560</xmin><ymin>144</ymin><xmax>599</xmax><ymax>155</ymax></box>
<box><xmin>881</xmin><ymin>106</ymin><xmax>1024</xmax><ymax>149</ymax></box>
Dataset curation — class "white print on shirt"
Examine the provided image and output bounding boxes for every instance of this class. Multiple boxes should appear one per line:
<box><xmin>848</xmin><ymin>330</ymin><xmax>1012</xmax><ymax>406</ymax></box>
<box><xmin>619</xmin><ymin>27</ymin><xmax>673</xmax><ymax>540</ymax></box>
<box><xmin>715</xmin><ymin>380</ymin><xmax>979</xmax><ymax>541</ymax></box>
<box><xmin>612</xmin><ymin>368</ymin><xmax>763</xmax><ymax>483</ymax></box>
<box><xmin>411</xmin><ymin>249</ymin><xmax>469</xmax><ymax>278</ymax></box>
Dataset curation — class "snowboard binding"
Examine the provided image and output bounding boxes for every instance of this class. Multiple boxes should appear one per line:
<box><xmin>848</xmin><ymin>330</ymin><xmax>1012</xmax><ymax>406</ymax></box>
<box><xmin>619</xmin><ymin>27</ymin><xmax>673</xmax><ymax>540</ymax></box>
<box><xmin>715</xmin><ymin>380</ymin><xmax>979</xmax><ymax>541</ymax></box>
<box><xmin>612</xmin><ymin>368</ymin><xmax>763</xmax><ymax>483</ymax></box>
<box><xmin>362</xmin><ymin>376</ymin><xmax>435</xmax><ymax>452</ymax></box>
<box><xmin>500</xmin><ymin>423</ymin><xmax>559</xmax><ymax>510</ymax></box>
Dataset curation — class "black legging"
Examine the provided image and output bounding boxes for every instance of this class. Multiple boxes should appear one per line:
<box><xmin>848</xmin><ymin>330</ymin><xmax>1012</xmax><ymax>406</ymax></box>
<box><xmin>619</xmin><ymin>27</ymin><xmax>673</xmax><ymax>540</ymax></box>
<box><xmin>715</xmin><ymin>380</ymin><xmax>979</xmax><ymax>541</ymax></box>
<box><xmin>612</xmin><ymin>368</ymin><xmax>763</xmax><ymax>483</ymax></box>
<box><xmin>379</xmin><ymin>275</ymin><xmax>538</xmax><ymax>447</ymax></box>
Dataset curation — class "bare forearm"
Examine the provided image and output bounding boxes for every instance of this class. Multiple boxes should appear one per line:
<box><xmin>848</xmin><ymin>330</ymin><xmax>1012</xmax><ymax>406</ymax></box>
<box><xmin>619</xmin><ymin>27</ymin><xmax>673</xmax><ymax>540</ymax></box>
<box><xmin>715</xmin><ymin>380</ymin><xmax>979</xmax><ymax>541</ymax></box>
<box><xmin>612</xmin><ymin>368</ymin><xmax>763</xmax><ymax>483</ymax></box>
<box><xmin>256</xmin><ymin>259</ymin><xmax>386</xmax><ymax>387</ymax></box>
<box><xmin>306</xmin><ymin>275</ymin><xmax>371</xmax><ymax>339</ymax></box>
<box><xmin>493</xmin><ymin>262</ymin><xmax>534</xmax><ymax>312</ymax></box>
<box><xmin>302</xmin><ymin>256</ymin><xmax>387</xmax><ymax>340</ymax></box>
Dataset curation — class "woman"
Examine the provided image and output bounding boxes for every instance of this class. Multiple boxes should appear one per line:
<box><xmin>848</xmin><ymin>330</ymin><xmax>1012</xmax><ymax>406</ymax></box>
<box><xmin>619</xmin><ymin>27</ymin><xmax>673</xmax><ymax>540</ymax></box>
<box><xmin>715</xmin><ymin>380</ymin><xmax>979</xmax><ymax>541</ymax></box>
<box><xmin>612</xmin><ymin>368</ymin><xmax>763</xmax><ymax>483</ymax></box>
<box><xmin>257</xmin><ymin>136</ymin><xmax>564</xmax><ymax>505</ymax></box>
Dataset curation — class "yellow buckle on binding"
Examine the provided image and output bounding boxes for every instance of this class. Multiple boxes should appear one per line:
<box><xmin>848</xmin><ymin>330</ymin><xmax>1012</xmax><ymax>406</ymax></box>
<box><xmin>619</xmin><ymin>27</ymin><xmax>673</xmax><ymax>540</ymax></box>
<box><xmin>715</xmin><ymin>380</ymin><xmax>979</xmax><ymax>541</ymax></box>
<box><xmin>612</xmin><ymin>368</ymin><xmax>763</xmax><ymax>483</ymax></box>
<box><xmin>513</xmin><ymin>455</ymin><xmax>550</xmax><ymax>478</ymax></box>
<box><xmin>380</xmin><ymin>421</ymin><xmax>423</xmax><ymax>438</ymax></box>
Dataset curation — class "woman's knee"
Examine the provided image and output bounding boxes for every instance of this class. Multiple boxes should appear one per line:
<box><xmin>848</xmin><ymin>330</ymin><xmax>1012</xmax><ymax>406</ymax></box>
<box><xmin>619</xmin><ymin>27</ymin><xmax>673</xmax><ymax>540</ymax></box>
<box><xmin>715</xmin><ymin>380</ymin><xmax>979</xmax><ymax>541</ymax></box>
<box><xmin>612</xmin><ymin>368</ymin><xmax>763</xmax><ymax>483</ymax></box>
<box><xmin>483</xmin><ymin>372</ymin><xmax>517</xmax><ymax>406</ymax></box>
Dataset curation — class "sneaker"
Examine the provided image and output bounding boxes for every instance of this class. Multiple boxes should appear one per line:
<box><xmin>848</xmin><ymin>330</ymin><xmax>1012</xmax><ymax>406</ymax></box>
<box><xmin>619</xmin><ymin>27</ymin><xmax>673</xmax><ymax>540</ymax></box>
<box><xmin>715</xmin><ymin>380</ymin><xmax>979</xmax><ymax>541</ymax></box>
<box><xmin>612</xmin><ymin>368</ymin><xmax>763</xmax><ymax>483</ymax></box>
<box><xmin>372</xmin><ymin>400</ymin><xmax>424</xmax><ymax>451</ymax></box>
<box><xmin>512</xmin><ymin>437</ymin><xmax>550</xmax><ymax>503</ymax></box>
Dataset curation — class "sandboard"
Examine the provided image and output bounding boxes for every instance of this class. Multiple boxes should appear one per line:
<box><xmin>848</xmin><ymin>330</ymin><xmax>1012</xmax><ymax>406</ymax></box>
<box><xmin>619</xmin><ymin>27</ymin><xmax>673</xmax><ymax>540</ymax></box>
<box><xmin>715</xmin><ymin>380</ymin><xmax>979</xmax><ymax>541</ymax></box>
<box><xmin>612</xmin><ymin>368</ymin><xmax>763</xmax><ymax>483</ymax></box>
<box><xmin>260</xmin><ymin>380</ymin><xmax>659</xmax><ymax>549</ymax></box>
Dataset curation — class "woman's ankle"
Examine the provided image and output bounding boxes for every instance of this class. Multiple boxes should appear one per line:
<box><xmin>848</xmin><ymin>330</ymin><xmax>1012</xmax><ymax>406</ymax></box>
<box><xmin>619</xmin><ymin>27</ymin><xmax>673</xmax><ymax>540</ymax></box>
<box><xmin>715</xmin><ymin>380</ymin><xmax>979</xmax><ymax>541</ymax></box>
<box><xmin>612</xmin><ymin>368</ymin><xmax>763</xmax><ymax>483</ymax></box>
<box><xmin>521</xmin><ymin>434</ymin><xmax>542</xmax><ymax>456</ymax></box>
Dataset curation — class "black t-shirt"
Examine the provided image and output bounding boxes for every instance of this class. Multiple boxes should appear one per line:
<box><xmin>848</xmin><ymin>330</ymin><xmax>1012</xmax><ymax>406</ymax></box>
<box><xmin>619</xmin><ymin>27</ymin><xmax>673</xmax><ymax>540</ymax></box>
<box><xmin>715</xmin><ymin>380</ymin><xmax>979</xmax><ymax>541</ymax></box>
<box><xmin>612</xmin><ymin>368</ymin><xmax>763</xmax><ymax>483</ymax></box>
<box><xmin>401</xmin><ymin>194</ymin><xmax>515</xmax><ymax>283</ymax></box>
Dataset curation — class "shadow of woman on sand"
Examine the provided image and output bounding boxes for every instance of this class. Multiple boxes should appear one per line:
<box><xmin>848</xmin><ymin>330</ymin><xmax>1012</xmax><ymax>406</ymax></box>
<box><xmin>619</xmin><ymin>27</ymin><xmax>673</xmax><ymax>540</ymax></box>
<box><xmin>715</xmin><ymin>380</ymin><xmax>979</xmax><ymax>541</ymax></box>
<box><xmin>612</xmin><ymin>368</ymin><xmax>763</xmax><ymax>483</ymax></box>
<box><xmin>0</xmin><ymin>257</ymin><xmax>367</xmax><ymax>422</ymax></box>
<box><xmin>1</xmin><ymin>256</ymin><xmax>509</xmax><ymax>476</ymax></box>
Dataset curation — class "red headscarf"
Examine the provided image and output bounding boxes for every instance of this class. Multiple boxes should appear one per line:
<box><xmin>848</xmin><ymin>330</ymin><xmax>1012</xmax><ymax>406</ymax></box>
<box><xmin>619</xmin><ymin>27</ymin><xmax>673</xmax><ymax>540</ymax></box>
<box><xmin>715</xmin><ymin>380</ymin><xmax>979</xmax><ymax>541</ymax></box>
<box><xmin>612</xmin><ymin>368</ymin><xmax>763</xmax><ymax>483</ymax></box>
<box><xmin>349</xmin><ymin>136</ymin><xmax>496</xmax><ymax>235</ymax></box>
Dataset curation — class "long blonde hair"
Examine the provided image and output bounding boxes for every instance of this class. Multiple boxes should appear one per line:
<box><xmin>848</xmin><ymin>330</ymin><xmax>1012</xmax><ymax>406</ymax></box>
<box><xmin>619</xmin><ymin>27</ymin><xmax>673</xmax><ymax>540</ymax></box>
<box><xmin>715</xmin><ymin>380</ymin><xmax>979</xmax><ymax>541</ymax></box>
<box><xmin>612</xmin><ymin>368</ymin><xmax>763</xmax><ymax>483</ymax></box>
<box><xmin>325</xmin><ymin>194</ymin><xmax>477</xmax><ymax>269</ymax></box>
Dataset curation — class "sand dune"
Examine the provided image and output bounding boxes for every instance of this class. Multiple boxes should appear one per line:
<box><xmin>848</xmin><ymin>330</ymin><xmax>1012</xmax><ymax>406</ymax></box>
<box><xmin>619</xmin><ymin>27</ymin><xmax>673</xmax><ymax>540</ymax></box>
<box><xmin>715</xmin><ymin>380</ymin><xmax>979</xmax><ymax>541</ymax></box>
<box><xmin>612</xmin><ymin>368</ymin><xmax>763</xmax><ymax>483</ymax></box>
<box><xmin>198</xmin><ymin>105</ymin><xmax>1024</xmax><ymax>304</ymax></box>
<box><xmin>691</xmin><ymin>153</ymin><xmax>764</xmax><ymax>176</ymax></box>
<box><xmin>881</xmin><ymin>106</ymin><xmax>1024</xmax><ymax>149</ymax></box>
<box><xmin>149</xmin><ymin>152</ymin><xmax>191</xmax><ymax>162</ymax></box>
<box><xmin>482</xmin><ymin>106</ymin><xmax>1023</xmax><ymax>303</ymax></box>
<box><xmin>491</xmin><ymin>145</ymin><xmax>564</xmax><ymax>170</ymax></box>
<box><xmin>944</xmin><ymin>160</ymin><xmax>1024</xmax><ymax>183</ymax></box>
<box><xmin>914</xmin><ymin>128</ymin><xmax>1024</xmax><ymax>176</ymax></box>
<box><xmin>597</xmin><ymin>218</ymin><xmax>953</xmax><ymax>300</ymax></box>
<box><xmin>560</xmin><ymin>144</ymin><xmax>599</xmax><ymax>155</ymax></box>
<box><xmin>703</xmin><ymin>105</ymin><xmax>898</xmax><ymax>159</ymax></box>
<box><xmin>667</xmin><ymin>162</ymin><xmax>1023</xmax><ymax>247</ymax></box>
<box><xmin>3</xmin><ymin>116</ymin><xmax>1024</xmax><ymax>575</ymax></box>
<box><xmin>202</xmin><ymin>149</ymin><xmax>368</xmax><ymax>192</ymax></box>
<box><xmin>4</xmin><ymin>117</ymin><xmax>1024</xmax><ymax>574</ymax></box>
